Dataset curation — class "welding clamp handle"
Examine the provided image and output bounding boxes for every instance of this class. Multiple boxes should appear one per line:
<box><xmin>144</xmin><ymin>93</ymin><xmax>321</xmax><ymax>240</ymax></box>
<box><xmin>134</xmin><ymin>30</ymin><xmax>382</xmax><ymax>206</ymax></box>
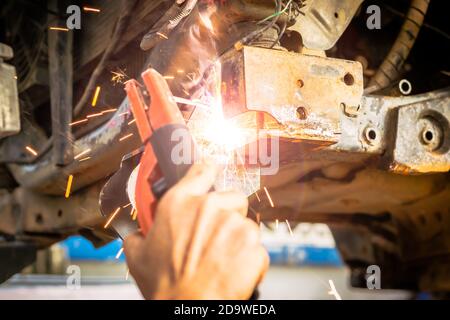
<box><xmin>149</xmin><ymin>123</ymin><xmax>197</xmax><ymax>198</ymax></box>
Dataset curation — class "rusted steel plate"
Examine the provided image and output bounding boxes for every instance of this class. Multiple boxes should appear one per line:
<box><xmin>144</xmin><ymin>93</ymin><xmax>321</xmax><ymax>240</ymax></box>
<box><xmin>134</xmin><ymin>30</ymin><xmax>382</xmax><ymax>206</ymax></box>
<box><xmin>220</xmin><ymin>46</ymin><xmax>363</xmax><ymax>143</ymax></box>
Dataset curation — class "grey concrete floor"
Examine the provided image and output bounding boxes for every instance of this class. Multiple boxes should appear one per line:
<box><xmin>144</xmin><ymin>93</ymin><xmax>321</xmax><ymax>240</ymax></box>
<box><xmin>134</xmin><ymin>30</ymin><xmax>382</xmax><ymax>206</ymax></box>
<box><xmin>0</xmin><ymin>264</ymin><xmax>412</xmax><ymax>300</ymax></box>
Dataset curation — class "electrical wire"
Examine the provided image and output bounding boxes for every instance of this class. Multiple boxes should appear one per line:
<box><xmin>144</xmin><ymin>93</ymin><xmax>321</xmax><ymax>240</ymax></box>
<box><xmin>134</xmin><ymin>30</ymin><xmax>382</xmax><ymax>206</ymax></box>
<box><xmin>258</xmin><ymin>0</ymin><xmax>293</xmax><ymax>25</ymax></box>
<box><xmin>239</xmin><ymin>0</ymin><xmax>282</xmax><ymax>46</ymax></box>
<box><xmin>268</xmin><ymin>0</ymin><xmax>305</xmax><ymax>48</ymax></box>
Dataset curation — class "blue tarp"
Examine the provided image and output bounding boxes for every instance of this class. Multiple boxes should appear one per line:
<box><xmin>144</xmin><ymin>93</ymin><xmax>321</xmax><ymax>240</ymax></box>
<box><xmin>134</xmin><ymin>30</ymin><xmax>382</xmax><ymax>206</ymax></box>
<box><xmin>61</xmin><ymin>236</ymin><xmax>125</xmax><ymax>261</ymax></box>
<box><xmin>62</xmin><ymin>236</ymin><xmax>342</xmax><ymax>266</ymax></box>
<box><xmin>266</xmin><ymin>245</ymin><xmax>342</xmax><ymax>266</ymax></box>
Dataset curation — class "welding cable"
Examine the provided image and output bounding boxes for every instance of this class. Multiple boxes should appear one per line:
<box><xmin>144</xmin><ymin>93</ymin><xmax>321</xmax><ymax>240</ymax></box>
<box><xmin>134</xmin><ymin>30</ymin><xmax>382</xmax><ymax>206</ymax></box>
<box><xmin>270</xmin><ymin>1</ymin><xmax>292</xmax><ymax>48</ymax></box>
<box><xmin>239</xmin><ymin>0</ymin><xmax>282</xmax><ymax>46</ymax></box>
<box><xmin>73</xmin><ymin>0</ymin><xmax>138</xmax><ymax>117</ymax></box>
<box><xmin>269</xmin><ymin>0</ymin><xmax>305</xmax><ymax>49</ymax></box>
<box><xmin>366</xmin><ymin>0</ymin><xmax>430</xmax><ymax>93</ymax></box>
<box><xmin>258</xmin><ymin>0</ymin><xmax>293</xmax><ymax>25</ymax></box>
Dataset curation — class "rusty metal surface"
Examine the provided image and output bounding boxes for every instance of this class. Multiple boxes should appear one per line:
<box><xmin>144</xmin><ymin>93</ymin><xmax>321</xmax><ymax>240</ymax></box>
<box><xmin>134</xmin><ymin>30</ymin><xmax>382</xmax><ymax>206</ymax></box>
<box><xmin>0</xmin><ymin>43</ymin><xmax>20</xmax><ymax>139</ymax></box>
<box><xmin>291</xmin><ymin>0</ymin><xmax>363</xmax><ymax>50</ymax></box>
<box><xmin>7</xmin><ymin>99</ymin><xmax>140</xmax><ymax>195</ymax></box>
<box><xmin>254</xmin><ymin>165</ymin><xmax>448</xmax><ymax>219</ymax></box>
<box><xmin>334</xmin><ymin>87</ymin><xmax>450</xmax><ymax>173</ymax></box>
<box><xmin>0</xmin><ymin>117</ymin><xmax>48</xmax><ymax>164</ymax></box>
<box><xmin>48</xmin><ymin>1</ymin><xmax>74</xmax><ymax>166</ymax></box>
<box><xmin>392</xmin><ymin>96</ymin><xmax>450</xmax><ymax>174</ymax></box>
<box><xmin>3</xmin><ymin>0</ymin><xmax>242</xmax><ymax>195</ymax></box>
<box><xmin>220</xmin><ymin>46</ymin><xmax>363</xmax><ymax>143</ymax></box>
<box><xmin>336</xmin><ymin>88</ymin><xmax>450</xmax><ymax>152</ymax></box>
<box><xmin>0</xmin><ymin>183</ymin><xmax>106</xmax><ymax>236</ymax></box>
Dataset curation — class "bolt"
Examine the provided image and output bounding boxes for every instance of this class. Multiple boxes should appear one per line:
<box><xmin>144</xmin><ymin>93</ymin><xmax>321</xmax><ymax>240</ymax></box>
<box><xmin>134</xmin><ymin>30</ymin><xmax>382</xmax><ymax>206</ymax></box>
<box><xmin>296</xmin><ymin>106</ymin><xmax>308</xmax><ymax>120</ymax></box>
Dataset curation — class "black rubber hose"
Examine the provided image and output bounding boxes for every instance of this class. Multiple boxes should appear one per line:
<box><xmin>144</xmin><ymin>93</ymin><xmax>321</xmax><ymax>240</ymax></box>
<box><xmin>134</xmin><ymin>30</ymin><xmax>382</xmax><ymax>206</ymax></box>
<box><xmin>238</xmin><ymin>0</ymin><xmax>282</xmax><ymax>46</ymax></box>
<box><xmin>367</xmin><ymin>0</ymin><xmax>430</xmax><ymax>93</ymax></box>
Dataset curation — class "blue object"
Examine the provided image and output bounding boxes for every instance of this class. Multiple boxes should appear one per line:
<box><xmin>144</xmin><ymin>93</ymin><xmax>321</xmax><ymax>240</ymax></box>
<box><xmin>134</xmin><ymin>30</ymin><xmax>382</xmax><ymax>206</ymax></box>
<box><xmin>266</xmin><ymin>245</ymin><xmax>343</xmax><ymax>266</ymax></box>
<box><xmin>61</xmin><ymin>236</ymin><xmax>125</xmax><ymax>262</ymax></box>
<box><xmin>62</xmin><ymin>236</ymin><xmax>341</xmax><ymax>266</ymax></box>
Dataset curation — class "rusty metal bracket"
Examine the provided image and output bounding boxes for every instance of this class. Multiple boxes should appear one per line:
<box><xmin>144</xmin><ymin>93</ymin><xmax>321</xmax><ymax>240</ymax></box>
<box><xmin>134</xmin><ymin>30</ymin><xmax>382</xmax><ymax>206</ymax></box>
<box><xmin>392</xmin><ymin>95</ymin><xmax>450</xmax><ymax>174</ymax></box>
<box><xmin>219</xmin><ymin>45</ymin><xmax>363</xmax><ymax>144</ymax></box>
<box><xmin>0</xmin><ymin>43</ymin><xmax>20</xmax><ymax>139</ymax></box>
<box><xmin>335</xmin><ymin>87</ymin><xmax>450</xmax><ymax>173</ymax></box>
<box><xmin>291</xmin><ymin>0</ymin><xmax>364</xmax><ymax>50</ymax></box>
<box><xmin>0</xmin><ymin>183</ymin><xmax>107</xmax><ymax>238</ymax></box>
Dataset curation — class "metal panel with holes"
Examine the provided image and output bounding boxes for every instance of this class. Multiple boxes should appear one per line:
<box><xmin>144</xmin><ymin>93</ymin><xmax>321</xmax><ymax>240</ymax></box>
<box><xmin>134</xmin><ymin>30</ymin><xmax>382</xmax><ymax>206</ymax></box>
<box><xmin>0</xmin><ymin>44</ymin><xmax>20</xmax><ymax>139</ymax></box>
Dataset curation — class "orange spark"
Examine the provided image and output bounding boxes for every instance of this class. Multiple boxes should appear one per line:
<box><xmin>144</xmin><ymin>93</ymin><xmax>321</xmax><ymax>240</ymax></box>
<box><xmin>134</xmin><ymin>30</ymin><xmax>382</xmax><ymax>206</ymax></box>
<box><xmin>115</xmin><ymin>247</ymin><xmax>124</xmax><ymax>259</ymax></box>
<box><xmin>25</xmin><ymin>146</ymin><xmax>38</xmax><ymax>156</ymax></box>
<box><xmin>119</xmin><ymin>133</ymin><xmax>133</xmax><ymax>141</ymax></box>
<box><xmin>132</xmin><ymin>209</ymin><xmax>138</xmax><ymax>221</ymax></box>
<box><xmin>74</xmin><ymin>148</ymin><xmax>91</xmax><ymax>160</ymax></box>
<box><xmin>254</xmin><ymin>191</ymin><xmax>261</xmax><ymax>202</ymax></box>
<box><xmin>70</xmin><ymin>118</ymin><xmax>88</xmax><ymax>126</ymax></box>
<box><xmin>86</xmin><ymin>112</ymin><xmax>104</xmax><ymax>118</ymax></box>
<box><xmin>163</xmin><ymin>75</ymin><xmax>175</xmax><ymax>80</ymax></box>
<box><xmin>125</xmin><ymin>268</ymin><xmax>130</xmax><ymax>280</ymax></box>
<box><xmin>186</xmin><ymin>73</ymin><xmax>195</xmax><ymax>81</ymax></box>
<box><xmin>111</xmin><ymin>70</ymin><xmax>128</xmax><ymax>85</ymax></box>
<box><xmin>264</xmin><ymin>187</ymin><xmax>275</xmax><ymax>207</ymax></box>
<box><xmin>91</xmin><ymin>86</ymin><xmax>101</xmax><ymax>106</ymax></box>
<box><xmin>83</xmin><ymin>7</ymin><xmax>100</xmax><ymax>13</ymax></box>
<box><xmin>101</xmin><ymin>108</ymin><xmax>117</xmax><ymax>114</ymax></box>
<box><xmin>104</xmin><ymin>207</ymin><xmax>121</xmax><ymax>228</ymax></box>
<box><xmin>128</xmin><ymin>119</ymin><xmax>136</xmax><ymax>125</ymax></box>
<box><xmin>285</xmin><ymin>220</ymin><xmax>293</xmax><ymax>237</ymax></box>
<box><xmin>78</xmin><ymin>157</ymin><xmax>91</xmax><ymax>162</ymax></box>
<box><xmin>119</xmin><ymin>111</ymin><xmax>129</xmax><ymax>117</ymax></box>
<box><xmin>156</xmin><ymin>32</ymin><xmax>168</xmax><ymax>40</ymax></box>
<box><xmin>49</xmin><ymin>27</ymin><xmax>69</xmax><ymax>32</ymax></box>
<box><xmin>122</xmin><ymin>203</ymin><xmax>131</xmax><ymax>209</ymax></box>
<box><xmin>65</xmin><ymin>175</ymin><xmax>73</xmax><ymax>198</ymax></box>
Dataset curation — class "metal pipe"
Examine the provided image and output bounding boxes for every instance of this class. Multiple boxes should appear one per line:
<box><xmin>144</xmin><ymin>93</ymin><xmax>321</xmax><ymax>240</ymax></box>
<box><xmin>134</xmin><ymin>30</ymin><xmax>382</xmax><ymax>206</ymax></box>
<box><xmin>48</xmin><ymin>0</ymin><xmax>73</xmax><ymax>165</ymax></box>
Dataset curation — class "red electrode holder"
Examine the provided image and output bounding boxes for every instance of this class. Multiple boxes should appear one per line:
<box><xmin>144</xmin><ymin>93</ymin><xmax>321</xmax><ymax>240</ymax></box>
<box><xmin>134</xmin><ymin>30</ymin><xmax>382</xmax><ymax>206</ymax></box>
<box><xmin>125</xmin><ymin>68</ymin><xmax>195</xmax><ymax>235</ymax></box>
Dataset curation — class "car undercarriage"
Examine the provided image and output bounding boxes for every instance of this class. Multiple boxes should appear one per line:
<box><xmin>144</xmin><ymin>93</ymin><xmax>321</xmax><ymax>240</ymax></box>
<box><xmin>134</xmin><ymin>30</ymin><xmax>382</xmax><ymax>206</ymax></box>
<box><xmin>0</xmin><ymin>0</ymin><xmax>449</xmax><ymax>296</ymax></box>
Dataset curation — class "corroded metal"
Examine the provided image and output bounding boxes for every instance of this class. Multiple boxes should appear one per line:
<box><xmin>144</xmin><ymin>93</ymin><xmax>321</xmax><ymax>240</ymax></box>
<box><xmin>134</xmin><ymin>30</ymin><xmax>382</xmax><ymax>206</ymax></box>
<box><xmin>291</xmin><ymin>0</ymin><xmax>363</xmax><ymax>50</ymax></box>
<box><xmin>0</xmin><ymin>43</ymin><xmax>20</xmax><ymax>138</ymax></box>
<box><xmin>392</xmin><ymin>96</ymin><xmax>450</xmax><ymax>174</ymax></box>
<box><xmin>220</xmin><ymin>46</ymin><xmax>363</xmax><ymax>144</ymax></box>
<box><xmin>7</xmin><ymin>99</ymin><xmax>140</xmax><ymax>195</ymax></box>
<box><xmin>335</xmin><ymin>87</ymin><xmax>450</xmax><ymax>173</ymax></box>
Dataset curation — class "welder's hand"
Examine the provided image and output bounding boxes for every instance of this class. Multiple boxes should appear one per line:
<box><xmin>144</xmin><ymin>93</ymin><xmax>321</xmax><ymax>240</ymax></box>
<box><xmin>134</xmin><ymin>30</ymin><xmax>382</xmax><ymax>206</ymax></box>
<box><xmin>124</xmin><ymin>163</ymin><xmax>269</xmax><ymax>300</ymax></box>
